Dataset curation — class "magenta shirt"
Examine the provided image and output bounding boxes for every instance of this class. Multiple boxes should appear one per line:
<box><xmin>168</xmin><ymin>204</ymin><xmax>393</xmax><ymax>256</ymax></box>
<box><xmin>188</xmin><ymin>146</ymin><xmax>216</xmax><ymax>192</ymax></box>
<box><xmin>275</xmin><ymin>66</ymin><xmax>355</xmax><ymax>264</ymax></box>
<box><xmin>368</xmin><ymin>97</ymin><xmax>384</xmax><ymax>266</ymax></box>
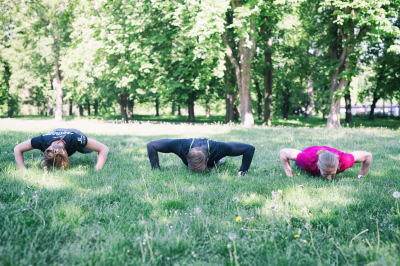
<box><xmin>295</xmin><ymin>146</ymin><xmax>355</xmax><ymax>176</ymax></box>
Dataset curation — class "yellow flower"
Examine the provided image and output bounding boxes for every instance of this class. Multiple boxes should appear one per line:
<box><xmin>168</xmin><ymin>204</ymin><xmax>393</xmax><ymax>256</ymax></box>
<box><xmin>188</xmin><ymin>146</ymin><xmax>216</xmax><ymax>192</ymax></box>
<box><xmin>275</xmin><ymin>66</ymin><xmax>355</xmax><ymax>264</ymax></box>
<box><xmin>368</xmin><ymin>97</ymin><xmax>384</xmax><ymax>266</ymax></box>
<box><xmin>294</xmin><ymin>234</ymin><xmax>299</xmax><ymax>238</ymax></box>
<box><xmin>236</xmin><ymin>216</ymin><xmax>242</xmax><ymax>222</ymax></box>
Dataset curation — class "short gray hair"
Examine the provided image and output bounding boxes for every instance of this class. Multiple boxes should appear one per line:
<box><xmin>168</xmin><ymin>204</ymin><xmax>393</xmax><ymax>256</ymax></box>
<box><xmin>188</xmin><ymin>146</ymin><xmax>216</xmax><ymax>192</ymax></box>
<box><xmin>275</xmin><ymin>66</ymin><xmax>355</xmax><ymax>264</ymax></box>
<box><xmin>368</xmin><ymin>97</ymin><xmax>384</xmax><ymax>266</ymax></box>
<box><xmin>187</xmin><ymin>147</ymin><xmax>207</xmax><ymax>173</ymax></box>
<box><xmin>317</xmin><ymin>149</ymin><xmax>339</xmax><ymax>171</ymax></box>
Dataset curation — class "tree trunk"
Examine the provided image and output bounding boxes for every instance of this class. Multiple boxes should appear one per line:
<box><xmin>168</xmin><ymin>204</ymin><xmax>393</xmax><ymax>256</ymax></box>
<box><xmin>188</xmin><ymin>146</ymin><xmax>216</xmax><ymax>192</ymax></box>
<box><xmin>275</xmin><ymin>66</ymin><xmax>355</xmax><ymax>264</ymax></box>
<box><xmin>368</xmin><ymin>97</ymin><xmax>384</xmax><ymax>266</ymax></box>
<box><xmin>282</xmin><ymin>88</ymin><xmax>290</xmax><ymax>120</ymax></box>
<box><xmin>178</xmin><ymin>104</ymin><xmax>181</xmax><ymax>115</ymax></box>
<box><xmin>326</xmin><ymin>17</ymin><xmax>359</xmax><ymax>128</ymax></box>
<box><xmin>54</xmin><ymin>60</ymin><xmax>63</xmax><ymax>121</ymax></box>
<box><xmin>94</xmin><ymin>99</ymin><xmax>99</xmax><ymax>116</ymax></box>
<box><xmin>69</xmin><ymin>99</ymin><xmax>73</xmax><ymax>116</ymax></box>
<box><xmin>233</xmin><ymin>102</ymin><xmax>239</xmax><ymax>122</ymax></box>
<box><xmin>264</xmin><ymin>37</ymin><xmax>273</xmax><ymax>125</ymax></box>
<box><xmin>155</xmin><ymin>97</ymin><xmax>160</xmax><ymax>117</ymax></box>
<box><xmin>305</xmin><ymin>78</ymin><xmax>314</xmax><ymax>118</ymax></box>
<box><xmin>369</xmin><ymin>92</ymin><xmax>378</xmax><ymax>120</ymax></box>
<box><xmin>255</xmin><ymin>79</ymin><xmax>262</xmax><ymax>120</ymax></box>
<box><xmin>47</xmin><ymin>96</ymin><xmax>54</xmax><ymax>115</ymax></box>
<box><xmin>188</xmin><ymin>93</ymin><xmax>195</xmax><ymax>122</ymax></box>
<box><xmin>224</xmin><ymin>57</ymin><xmax>238</xmax><ymax>124</ymax></box>
<box><xmin>206</xmin><ymin>102</ymin><xmax>210</xmax><ymax>118</ymax></box>
<box><xmin>79</xmin><ymin>105</ymin><xmax>83</xmax><ymax>116</ymax></box>
<box><xmin>118</xmin><ymin>92</ymin><xmax>128</xmax><ymax>122</ymax></box>
<box><xmin>382</xmin><ymin>98</ymin><xmax>386</xmax><ymax>116</ymax></box>
<box><xmin>171</xmin><ymin>100</ymin><xmax>175</xmax><ymax>115</ymax></box>
<box><xmin>345</xmin><ymin>93</ymin><xmax>352</xmax><ymax>123</ymax></box>
<box><xmin>127</xmin><ymin>98</ymin><xmax>134</xmax><ymax>119</ymax></box>
<box><xmin>222</xmin><ymin>2</ymin><xmax>256</xmax><ymax>126</ymax></box>
<box><xmin>87</xmin><ymin>100</ymin><xmax>90</xmax><ymax>116</ymax></box>
<box><xmin>7</xmin><ymin>101</ymin><xmax>13</xmax><ymax>118</ymax></box>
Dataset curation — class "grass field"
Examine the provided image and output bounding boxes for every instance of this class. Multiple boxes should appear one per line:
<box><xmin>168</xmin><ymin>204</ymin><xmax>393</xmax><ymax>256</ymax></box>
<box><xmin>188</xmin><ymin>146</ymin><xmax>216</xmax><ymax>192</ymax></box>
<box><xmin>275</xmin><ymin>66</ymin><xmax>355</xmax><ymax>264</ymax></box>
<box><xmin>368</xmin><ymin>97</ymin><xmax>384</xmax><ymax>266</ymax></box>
<box><xmin>5</xmin><ymin>113</ymin><xmax>400</xmax><ymax>129</ymax></box>
<box><xmin>1</xmin><ymin>119</ymin><xmax>400</xmax><ymax>265</ymax></box>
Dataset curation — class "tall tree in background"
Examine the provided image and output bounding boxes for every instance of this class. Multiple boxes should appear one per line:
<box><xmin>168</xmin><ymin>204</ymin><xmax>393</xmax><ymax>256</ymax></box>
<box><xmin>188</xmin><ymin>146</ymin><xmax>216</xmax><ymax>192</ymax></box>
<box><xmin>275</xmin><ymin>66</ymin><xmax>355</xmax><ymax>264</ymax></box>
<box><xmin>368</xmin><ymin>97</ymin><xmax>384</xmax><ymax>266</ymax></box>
<box><xmin>301</xmin><ymin>0</ymin><xmax>399</xmax><ymax>128</ymax></box>
<box><xmin>223</xmin><ymin>0</ymin><xmax>258</xmax><ymax>126</ymax></box>
<box><xmin>3</xmin><ymin>0</ymin><xmax>76</xmax><ymax>120</ymax></box>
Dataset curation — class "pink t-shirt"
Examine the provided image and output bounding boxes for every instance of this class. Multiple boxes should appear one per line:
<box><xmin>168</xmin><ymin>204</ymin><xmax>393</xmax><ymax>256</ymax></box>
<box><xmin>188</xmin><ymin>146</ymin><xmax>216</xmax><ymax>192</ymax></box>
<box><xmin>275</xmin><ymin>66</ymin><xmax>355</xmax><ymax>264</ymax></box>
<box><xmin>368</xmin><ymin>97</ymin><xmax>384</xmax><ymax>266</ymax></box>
<box><xmin>295</xmin><ymin>146</ymin><xmax>354</xmax><ymax>176</ymax></box>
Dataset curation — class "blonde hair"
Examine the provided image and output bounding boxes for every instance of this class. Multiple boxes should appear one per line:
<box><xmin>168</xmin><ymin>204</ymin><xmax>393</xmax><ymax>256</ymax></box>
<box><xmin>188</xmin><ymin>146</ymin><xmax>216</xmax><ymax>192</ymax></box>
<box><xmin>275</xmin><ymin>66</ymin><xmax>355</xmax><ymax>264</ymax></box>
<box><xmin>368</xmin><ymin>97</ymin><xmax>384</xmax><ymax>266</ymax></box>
<box><xmin>40</xmin><ymin>139</ymin><xmax>69</xmax><ymax>170</ymax></box>
<box><xmin>187</xmin><ymin>147</ymin><xmax>207</xmax><ymax>173</ymax></box>
<box><xmin>316</xmin><ymin>149</ymin><xmax>339</xmax><ymax>171</ymax></box>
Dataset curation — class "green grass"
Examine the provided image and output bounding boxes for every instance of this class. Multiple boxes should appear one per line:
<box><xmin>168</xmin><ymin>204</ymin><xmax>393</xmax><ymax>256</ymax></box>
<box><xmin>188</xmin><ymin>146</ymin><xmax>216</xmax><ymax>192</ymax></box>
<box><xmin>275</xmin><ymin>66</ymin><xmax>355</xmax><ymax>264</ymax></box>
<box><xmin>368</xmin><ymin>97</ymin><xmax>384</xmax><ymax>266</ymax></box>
<box><xmin>5</xmin><ymin>113</ymin><xmax>400</xmax><ymax>129</ymax></box>
<box><xmin>1</xmin><ymin>119</ymin><xmax>400</xmax><ymax>265</ymax></box>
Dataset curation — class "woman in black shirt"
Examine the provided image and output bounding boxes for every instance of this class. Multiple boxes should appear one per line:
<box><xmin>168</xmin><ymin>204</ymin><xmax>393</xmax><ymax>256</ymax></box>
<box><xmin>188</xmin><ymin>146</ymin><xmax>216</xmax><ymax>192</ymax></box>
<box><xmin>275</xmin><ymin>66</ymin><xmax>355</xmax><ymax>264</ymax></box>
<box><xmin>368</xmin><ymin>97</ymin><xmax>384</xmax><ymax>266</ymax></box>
<box><xmin>147</xmin><ymin>138</ymin><xmax>255</xmax><ymax>176</ymax></box>
<box><xmin>14</xmin><ymin>128</ymin><xmax>109</xmax><ymax>170</ymax></box>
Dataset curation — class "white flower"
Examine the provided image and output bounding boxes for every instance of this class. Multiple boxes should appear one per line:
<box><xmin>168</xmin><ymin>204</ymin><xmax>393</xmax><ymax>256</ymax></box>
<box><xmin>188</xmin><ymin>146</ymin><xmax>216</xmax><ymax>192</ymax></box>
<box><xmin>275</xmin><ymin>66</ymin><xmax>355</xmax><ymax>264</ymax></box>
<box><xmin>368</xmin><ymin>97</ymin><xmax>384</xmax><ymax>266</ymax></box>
<box><xmin>21</xmin><ymin>191</ymin><xmax>25</xmax><ymax>196</ymax></box>
<box><xmin>139</xmin><ymin>220</ymin><xmax>147</xmax><ymax>225</ymax></box>
<box><xmin>194</xmin><ymin>207</ymin><xmax>201</xmax><ymax>214</ymax></box>
<box><xmin>232</xmin><ymin>197</ymin><xmax>239</xmax><ymax>202</ymax></box>
<box><xmin>270</xmin><ymin>204</ymin><xmax>280</xmax><ymax>210</ymax></box>
<box><xmin>345</xmin><ymin>199</ymin><xmax>351</xmax><ymax>204</ymax></box>
<box><xmin>277</xmin><ymin>190</ymin><xmax>283</xmax><ymax>194</ymax></box>
<box><xmin>305</xmin><ymin>223</ymin><xmax>311</xmax><ymax>230</ymax></box>
<box><xmin>227</xmin><ymin>243</ymin><xmax>232</xmax><ymax>249</ymax></box>
<box><xmin>393</xmin><ymin>191</ymin><xmax>400</xmax><ymax>198</ymax></box>
<box><xmin>271</xmin><ymin>191</ymin><xmax>280</xmax><ymax>198</ymax></box>
<box><xmin>107</xmin><ymin>186</ymin><xmax>112</xmax><ymax>190</ymax></box>
<box><xmin>228</xmin><ymin>232</ymin><xmax>236</xmax><ymax>241</ymax></box>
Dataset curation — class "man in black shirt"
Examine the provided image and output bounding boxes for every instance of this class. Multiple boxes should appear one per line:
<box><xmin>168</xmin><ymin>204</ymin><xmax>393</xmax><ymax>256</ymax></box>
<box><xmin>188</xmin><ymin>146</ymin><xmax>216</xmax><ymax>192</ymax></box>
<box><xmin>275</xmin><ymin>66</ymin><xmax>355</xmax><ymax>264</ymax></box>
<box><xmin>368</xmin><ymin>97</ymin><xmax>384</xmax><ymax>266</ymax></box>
<box><xmin>147</xmin><ymin>138</ymin><xmax>255</xmax><ymax>176</ymax></box>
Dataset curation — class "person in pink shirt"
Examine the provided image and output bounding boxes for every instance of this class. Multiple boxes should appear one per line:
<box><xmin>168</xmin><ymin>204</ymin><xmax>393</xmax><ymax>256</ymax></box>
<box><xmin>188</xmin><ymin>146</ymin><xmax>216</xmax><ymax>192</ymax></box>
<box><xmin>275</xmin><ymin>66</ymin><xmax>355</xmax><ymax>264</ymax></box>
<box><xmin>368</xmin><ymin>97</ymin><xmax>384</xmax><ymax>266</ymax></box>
<box><xmin>280</xmin><ymin>146</ymin><xmax>372</xmax><ymax>180</ymax></box>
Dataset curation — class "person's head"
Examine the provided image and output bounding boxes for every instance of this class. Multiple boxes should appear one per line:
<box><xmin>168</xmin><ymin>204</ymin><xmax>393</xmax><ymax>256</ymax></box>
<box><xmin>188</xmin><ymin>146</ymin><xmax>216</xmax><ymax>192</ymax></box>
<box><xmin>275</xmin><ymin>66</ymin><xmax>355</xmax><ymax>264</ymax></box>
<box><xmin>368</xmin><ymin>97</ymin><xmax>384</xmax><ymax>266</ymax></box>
<box><xmin>40</xmin><ymin>140</ymin><xmax>69</xmax><ymax>170</ymax></box>
<box><xmin>316</xmin><ymin>149</ymin><xmax>339</xmax><ymax>180</ymax></box>
<box><xmin>187</xmin><ymin>147</ymin><xmax>208</xmax><ymax>173</ymax></box>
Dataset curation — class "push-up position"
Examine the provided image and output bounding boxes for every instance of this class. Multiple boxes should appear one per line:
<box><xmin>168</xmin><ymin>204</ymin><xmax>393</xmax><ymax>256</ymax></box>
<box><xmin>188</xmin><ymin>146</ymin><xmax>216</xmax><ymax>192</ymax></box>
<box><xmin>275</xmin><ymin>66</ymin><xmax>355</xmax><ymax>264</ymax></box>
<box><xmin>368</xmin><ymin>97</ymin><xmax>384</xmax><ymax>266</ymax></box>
<box><xmin>147</xmin><ymin>138</ymin><xmax>255</xmax><ymax>176</ymax></box>
<box><xmin>280</xmin><ymin>146</ymin><xmax>372</xmax><ymax>180</ymax></box>
<box><xmin>14</xmin><ymin>128</ymin><xmax>109</xmax><ymax>170</ymax></box>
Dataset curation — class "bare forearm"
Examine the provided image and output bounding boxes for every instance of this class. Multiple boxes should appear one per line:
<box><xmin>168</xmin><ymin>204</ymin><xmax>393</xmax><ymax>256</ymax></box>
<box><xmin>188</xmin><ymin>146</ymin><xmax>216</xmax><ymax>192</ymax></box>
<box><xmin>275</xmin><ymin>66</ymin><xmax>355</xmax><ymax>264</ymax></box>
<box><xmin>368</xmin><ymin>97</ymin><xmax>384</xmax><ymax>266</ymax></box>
<box><xmin>14</xmin><ymin>150</ymin><xmax>26</xmax><ymax>169</ymax></box>
<box><xmin>95</xmin><ymin>148</ymin><xmax>109</xmax><ymax>170</ymax></box>
<box><xmin>280</xmin><ymin>155</ymin><xmax>293</xmax><ymax>176</ymax></box>
<box><xmin>359</xmin><ymin>154</ymin><xmax>372</xmax><ymax>176</ymax></box>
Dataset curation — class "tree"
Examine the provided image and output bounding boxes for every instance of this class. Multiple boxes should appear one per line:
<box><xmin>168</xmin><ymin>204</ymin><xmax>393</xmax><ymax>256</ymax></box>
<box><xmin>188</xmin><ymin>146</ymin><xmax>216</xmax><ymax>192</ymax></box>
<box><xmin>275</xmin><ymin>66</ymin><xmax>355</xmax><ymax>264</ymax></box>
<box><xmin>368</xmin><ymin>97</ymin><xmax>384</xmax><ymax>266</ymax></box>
<box><xmin>300</xmin><ymin>0</ymin><xmax>399</xmax><ymax>128</ymax></box>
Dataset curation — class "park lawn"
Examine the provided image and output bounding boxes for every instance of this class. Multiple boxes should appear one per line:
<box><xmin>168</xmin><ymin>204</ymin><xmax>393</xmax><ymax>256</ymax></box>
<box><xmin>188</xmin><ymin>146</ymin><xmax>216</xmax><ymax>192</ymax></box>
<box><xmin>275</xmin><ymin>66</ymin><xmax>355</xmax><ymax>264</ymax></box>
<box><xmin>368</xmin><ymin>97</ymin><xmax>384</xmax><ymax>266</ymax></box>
<box><xmin>0</xmin><ymin>119</ymin><xmax>400</xmax><ymax>265</ymax></box>
<box><xmin>5</xmin><ymin>113</ymin><xmax>400</xmax><ymax>129</ymax></box>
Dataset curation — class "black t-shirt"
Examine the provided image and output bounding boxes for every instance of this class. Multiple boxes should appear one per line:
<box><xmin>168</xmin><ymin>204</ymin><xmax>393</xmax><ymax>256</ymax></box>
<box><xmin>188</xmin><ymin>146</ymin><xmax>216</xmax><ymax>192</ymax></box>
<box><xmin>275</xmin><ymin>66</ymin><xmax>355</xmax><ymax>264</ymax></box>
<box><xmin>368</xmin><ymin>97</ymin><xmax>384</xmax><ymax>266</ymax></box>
<box><xmin>147</xmin><ymin>138</ymin><xmax>255</xmax><ymax>172</ymax></box>
<box><xmin>30</xmin><ymin>128</ymin><xmax>88</xmax><ymax>156</ymax></box>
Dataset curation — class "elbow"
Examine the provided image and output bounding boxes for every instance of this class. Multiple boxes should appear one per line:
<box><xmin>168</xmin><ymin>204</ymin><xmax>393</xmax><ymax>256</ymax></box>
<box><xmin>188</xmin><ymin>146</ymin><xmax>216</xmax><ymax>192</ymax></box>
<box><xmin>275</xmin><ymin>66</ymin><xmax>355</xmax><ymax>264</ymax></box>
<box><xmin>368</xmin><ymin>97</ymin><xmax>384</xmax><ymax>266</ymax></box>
<box><xmin>14</xmin><ymin>145</ymin><xmax>20</xmax><ymax>155</ymax></box>
<box><xmin>103</xmin><ymin>146</ymin><xmax>110</xmax><ymax>155</ymax></box>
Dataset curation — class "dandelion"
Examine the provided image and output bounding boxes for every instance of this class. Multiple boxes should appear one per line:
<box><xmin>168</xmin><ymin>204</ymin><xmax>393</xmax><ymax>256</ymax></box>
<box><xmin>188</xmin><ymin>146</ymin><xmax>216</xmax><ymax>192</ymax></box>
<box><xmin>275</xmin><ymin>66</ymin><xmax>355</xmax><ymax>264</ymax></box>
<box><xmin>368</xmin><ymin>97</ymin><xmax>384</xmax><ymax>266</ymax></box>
<box><xmin>227</xmin><ymin>243</ymin><xmax>232</xmax><ymax>249</ymax></box>
<box><xmin>107</xmin><ymin>186</ymin><xmax>112</xmax><ymax>190</ymax></box>
<box><xmin>166</xmin><ymin>257</ymin><xmax>170</xmax><ymax>260</ymax></box>
<box><xmin>228</xmin><ymin>232</ymin><xmax>236</xmax><ymax>241</ymax></box>
<box><xmin>232</xmin><ymin>197</ymin><xmax>239</xmax><ymax>202</ymax></box>
<box><xmin>294</xmin><ymin>234</ymin><xmax>300</xmax><ymax>238</ymax></box>
<box><xmin>305</xmin><ymin>223</ymin><xmax>311</xmax><ymax>230</ymax></box>
<box><xmin>277</xmin><ymin>190</ymin><xmax>283</xmax><ymax>194</ymax></box>
<box><xmin>393</xmin><ymin>191</ymin><xmax>400</xmax><ymax>198</ymax></box>
<box><xmin>194</xmin><ymin>207</ymin><xmax>201</xmax><ymax>214</ymax></box>
<box><xmin>139</xmin><ymin>220</ymin><xmax>147</xmax><ymax>225</ymax></box>
<box><xmin>270</xmin><ymin>204</ymin><xmax>280</xmax><ymax>210</ymax></box>
<box><xmin>271</xmin><ymin>191</ymin><xmax>280</xmax><ymax>198</ymax></box>
<box><xmin>21</xmin><ymin>191</ymin><xmax>25</xmax><ymax>196</ymax></box>
<box><xmin>345</xmin><ymin>199</ymin><xmax>351</xmax><ymax>204</ymax></box>
<box><xmin>235</xmin><ymin>216</ymin><xmax>242</xmax><ymax>222</ymax></box>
